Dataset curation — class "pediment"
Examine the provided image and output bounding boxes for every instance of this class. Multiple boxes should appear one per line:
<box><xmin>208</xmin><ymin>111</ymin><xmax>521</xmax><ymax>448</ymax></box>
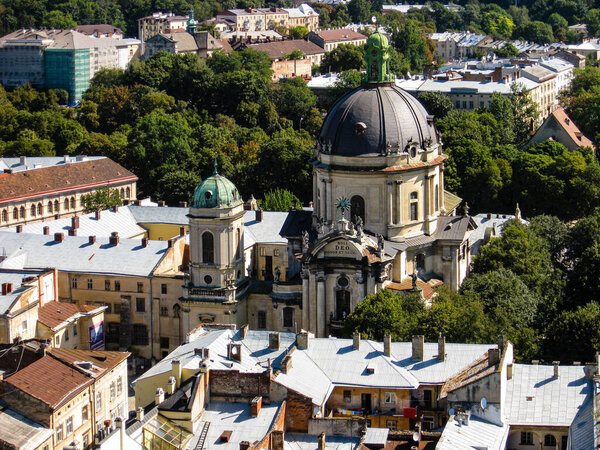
<box><xmin>313</xmin><ymin>236</ymin><xmax>363</xmax><ymax>260</ymax></box>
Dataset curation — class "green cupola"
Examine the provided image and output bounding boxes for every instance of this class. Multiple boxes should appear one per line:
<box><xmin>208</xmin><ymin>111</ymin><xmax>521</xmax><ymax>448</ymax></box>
<box><xmin>187</xmin><ymin>8</ymin><xmax>198</xmax><ymax>34</ymax></box>
<box><xmin>364</xmin><ymin>31</ymin><xmax>393</xmax><ymax>83</ymax></box>
<box><xmin>191</xmin><ymin>160</ymin><xmax>242</xmax><ymax>208</ymax></box>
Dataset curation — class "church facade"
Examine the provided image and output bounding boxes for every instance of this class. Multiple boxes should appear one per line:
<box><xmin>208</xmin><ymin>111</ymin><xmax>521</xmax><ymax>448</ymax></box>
<box><xmin>179</xmin><ymin>32</ymin><xmax>474</xmax><ymax>338</ymax></box>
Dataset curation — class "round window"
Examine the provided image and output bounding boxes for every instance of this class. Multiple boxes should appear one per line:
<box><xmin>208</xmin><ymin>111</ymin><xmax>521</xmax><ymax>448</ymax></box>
<box><xmin>204</xmin><ymin>275</ymin><xmax>212</xmax><ymax>285</ymax></box>
<box><xmin>338</xmin><ymin>276</ymin><xmax>349</xmax><ymax>288</ymax></box>
<box><xmin>205</xmin><ymin>191</ymin><xmax>212</xmax><ymax>200</ymax></box>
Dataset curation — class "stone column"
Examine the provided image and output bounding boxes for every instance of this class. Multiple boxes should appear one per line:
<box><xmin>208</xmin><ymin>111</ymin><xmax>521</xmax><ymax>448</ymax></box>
<box><xmin>387</xmin><ymin>181</ymin><xmax>394</xmax><ymax>226</ymax></box>
<box><xmin>316</xmin><ymin>274</ymin><xmax>326</xmax><ymax>337</ymax></box>
<box><xmin>396</xmin><ymin>180</ymin><xmax>403</xmax><ymax>225</ymax></box>
<box><xmin>301</xmin><ymin>269</ymin><xmax>309</xmax><ymax>331</ymax></box>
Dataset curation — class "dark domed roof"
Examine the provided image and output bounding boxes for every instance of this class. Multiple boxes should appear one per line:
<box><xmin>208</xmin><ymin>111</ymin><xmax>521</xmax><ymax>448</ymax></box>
<box><xmin>318</xmin><ymin>84</ymin><xmax>439</xmax><ymax>157</ymax></box>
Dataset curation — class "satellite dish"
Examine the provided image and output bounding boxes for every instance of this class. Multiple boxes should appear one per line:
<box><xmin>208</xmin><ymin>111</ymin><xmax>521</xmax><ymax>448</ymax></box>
<box><xmin>371</xmin><ymin>15</ymin><xmax>377</xmax><ymax>24</ymax></box>
<box><xmin>448</xmin><ymin>408</ymin><xmax>455</xmax><ymax>416</ymax></box>
<box><xmin>480</xmin><ymin>397</ymin><xmax>487</xmax><ymax>410</ymax></box>
<box><xmin>412</xmin><ymin>431</ymin><xmax>419</xmax><ymax>442</ymax></box>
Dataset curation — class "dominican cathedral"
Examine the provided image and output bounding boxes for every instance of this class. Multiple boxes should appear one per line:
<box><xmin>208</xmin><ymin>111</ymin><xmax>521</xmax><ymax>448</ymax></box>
<box><xmin>180</xmin><ymin>31</ymin><xmax>474</xmax><ymax>338</ymax></box>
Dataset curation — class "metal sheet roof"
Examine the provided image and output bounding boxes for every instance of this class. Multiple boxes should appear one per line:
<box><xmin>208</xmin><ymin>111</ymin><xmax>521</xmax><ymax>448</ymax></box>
<box><xmin>504</xmin><ymin>364</ymin><xmax>592</xmax><ymax>426</ymax></box>
<box><xmin>364</xmin><ymin>427</ymin><xmax>389</xmax><ymax>445</ymax></box>
<box><xmin>436</xmin><ymin>414</ymin><xmax>509</xmax><ymax>450</ymax></box>
<box><xmin>284</xmin><ymin>433</ymin><xmax>359</xmax><ymax>449</ymax></box>
<box><xmin>0</xmin><ymin>403</ymin><xmax>54</xmax><ymax>450</ymax></box>
<box><xmin>0</xmin><ymin>231</ymin><xmax>169</xmax><ymax>277</ymax></box>
<box><xmin>127</xmin><ymin>205</ymin><xmax>188</xmax><ymax>225</ymax></box>
<box><xmin>244</xmin><ymin>211</ymin><xmax>289</xmax><ymax>247</ymax></box>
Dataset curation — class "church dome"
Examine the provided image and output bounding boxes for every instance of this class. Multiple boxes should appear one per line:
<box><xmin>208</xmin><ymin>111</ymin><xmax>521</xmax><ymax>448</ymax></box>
<box><xmin>191</xmin><ymin>163</ymin><xmax>242</xmax><ymax>209</ymax></box>
<box><xmin>317</xmin><ymin>84</ymin><xmax>438</xmax><ymax>158</ymax></box>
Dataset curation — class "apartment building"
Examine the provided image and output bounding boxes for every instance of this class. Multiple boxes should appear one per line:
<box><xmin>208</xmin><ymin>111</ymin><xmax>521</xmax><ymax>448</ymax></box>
<box><xmin>137</xmin><ymin>12</ymin><xmax>188</xmax><ymax>40</ymax></box>
<box><xmin>307</xmin><ymin>28</ymin><xmax>367</xmax><ymax>52</ymax></box>
<box><xmin>216</xmin><ymin>4</ymin><xmax>318</xmax><ymax>32</ymax></box>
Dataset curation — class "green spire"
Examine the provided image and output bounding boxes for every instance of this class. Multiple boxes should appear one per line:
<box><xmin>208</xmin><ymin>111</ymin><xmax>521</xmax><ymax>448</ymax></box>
<box><xmin>187</xmin><ymin>8</ymin><xmax>197</xmax><ymax>34</ymax></box>
<box><xmin>213</xmin><ymin>155</ymin><xmax>218</xmax><ymax>175</ymax></box>
<box><xmin>364</xmin><ymin>31</ymin><xmax>394</xmax><ymax>83</ymax></box>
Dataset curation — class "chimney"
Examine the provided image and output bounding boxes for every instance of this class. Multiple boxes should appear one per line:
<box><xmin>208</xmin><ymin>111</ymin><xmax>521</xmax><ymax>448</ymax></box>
<box><xmin>256</xmin><ymin>209</ymin><xmax>263</xmax><ymax>222</ymax></box>
<box><xmin>155</xmin><ymin>387</ymin><xmax>165</xmax><ymax>405</ymax></box>
<box><xmin>309</xmin><ymin>201</ymin><xmax>314</xmax><ymax>208</ymax></box>
<box><xmin>167</xmin><ymin>376</ymin><xmax>176</xmax><ymax>394</ymax></box>
<box><xmin>16</xmin><ymin>225</ymin><xmax>22</xmax><ymax>233</ymax></box>
<box><xmin>123</xmin><ymin>200</ymin><xmax>129</xmax><ymax>205</ymax></box>
<box><xmin>553</xmin><ymin>361</ymin><xmax>560</xmax><ymax>379</ymax></box>
<box><xmin>141</xmin><ymin>237</ymin><xmax>148</xmax><ymax>247</ymax></box>
<box><xmin>280</xmin><ymin>354</ymin><xmax>292</xmax><ymax>373</ymax></box>
<box><xmin>585</xmin><ymin>362</ymin><xmax>597</xmax><ymax>379</ymax></box>
<box><xmin>353</xmin><ymin>332</ymin><xmax>360</xmax><ymax>350</ymax></box>
<box><xmin>71</xmin><ymin>216</ymin><xmax>79</xmax><ymax>229</ymax></box>
<box><xmin>43</xmin><ymin>226</ymin><xmax>49</xmax><ymax>235</ymax></box>
<box><xmin>68</xmin><ymin>227</ymin><xmax>77</xmax><ymax>236</ymax></box>
<box><xmin>4</xmin><ymin>169</ymin><xmax>12</xmax><ymax>174</ymax></box>
<box><xmin>296</xmin><ymin>331</ymin><xmax>309</xmax><ymax>349</ymax></box>
<box><xmin>109</xmin><ymin>231</ymin><xmax>119</xmax><ymax>246</ymax></box>
<box><xmin>89</xmin><ymin>235</ymin><xmax>96</xmax><ymax>245</ymax></box>
<box><xmin>228</xmin><ymin>343</ymin><xmax>242</xmax><ymax>362</ymax></box>
<box><xmin>383</xmin><ymin>334</ymin><xmax>392</xmax><ymax>357</ymax></box>
<box><xmin>251</xmin><ymin>396</ymin><xmax>262</xmax><ymax>417</ymax></box>
<box><xmin>95</xmin><ymin>210</ymin><xmax>101</xmax><ymax>220</ymax></box>
<box><xmin>240</xmin><ymin>324</ymin><xmax>249</xmax><ymax>339</ymax></box>
<box><xmin>239</xmin><ymin>442</ymin><xmax>250</xmax><ymax>450</ymax></box>
<box><xmin>20</xmin><ymin>156</ymin><xmax>27</xmax><ymax>166</ymax></box>
<box><xmin>318</xmin><ymin>432</ymin><xmax>326</xmax><ymax>450</ymax></box>
<box><xmin>158</xmin><ymin>201</ymin><xmax>166</xmax><ymax>207</ymax></box>
<box><xmin>412</xmin><ymin>335</ymin><xmax>424</xmax><ymax>361</ymax></box>
<box><xmin>2</xmin><ymin>283</ymin><xmax>13</xmax><ymax>295</ymax></box>
<box><xmin>271</xmin><ymin>430</ymin><xmax>284</xmax><ymax>450</ymax></box>
<box><xmin>179</xmin><ymin>201</ymin><xmax>188</xmax><ymax>208</ymax></box>
<box><xmin>179</xmin><ymin>226</ymin><xmax>185</xmax><ymax>237</ymax></box>
<box><xmin>269</xmin><ymin>332</ymin><xmax>280</xmax><ymax>350</ymax></box>
<box><xmin>115</xmin><ymin>417</ymin><xmax>125</xmax><ymax>450</ymax></box>
<box><xmin>113</xmin><ymin>205</ymin><xmax>119</xmax><ymax>212</ymax></box>
<box><xmin>488</xmin><ymin>348</ymin><xmax>500</xmax><ymax>366</ymax></box>
<box><xmin>438</xmin><ymin>334</ymin><xmax>446</xmax><ymax>361</ymax></box>
<box><xmin>498</xmin><ymin>334</ymin><xmax>505</xmax><ymax>353</ymax></box>
<box><xmin>167</xmin><ymin>239</ymin><xmax>174</xmax><ymax>248</ymax></box>
<box><xmin>507</xmin><ymin>363</ymin><xmax>513</xmax><ymax>379</ymax></box>
<box><xmin>54</xmin><ymin>232</ymin><xmax>64</xmax><ymax>243</ymax></box>
<box><xmin>171</xmin><ymin>359</ymin><xmax>182</xmax><ymax>388</ymax></box>
<box><xmin>136</xmin><ymin>407</ymin><xmax>144</xmax><ymax>422</ymax></box>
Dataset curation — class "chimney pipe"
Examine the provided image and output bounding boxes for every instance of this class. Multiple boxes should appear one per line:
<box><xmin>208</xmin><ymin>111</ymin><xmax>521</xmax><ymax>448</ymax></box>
<box><xmin>269</xmin><ymin>332</ymin><xmax>280</xmax><ymax>350</ymax></box>
<box><xmin>16</xmin><ymin>225</ymin><xmax>22</xmax><ymax>233</ymax></box>
<box><xmin>141</xmin><ymin>237</ymin><xmax>148</xmax><ymax>248</ymax></box>
<box><xmin>109</xmin><ymin>232</ymin><xmax>119</xmax><ymax>246</ymax></box>
<box><xmin>383</xmin><ymin>334</ymin><xmax>392</xmax><ymax>357</ymax></box>
<box><xmin>412</xmin><ymin>335</ymin><xmax>424</xmax><ymax>361</ymax></box>
<box><xmin>68</xmin><ymin>227</ymin><xmax>77</xmax><ymax>236</ymax></box>
<box><xmin>155</xmin><ymin>387</ymin><xmax>165</xmax><ymax>405</ymax></box>
<box><xmin>167</xmin><ymin>376</ymin><xmax>176</xmax><ymax>394</ymax></box>
<box><xmin>239</xmin><ymin>442</ymin><xmax>250</xmax><ymax>450</ymax></box>
<box><xmin>2</xmin><ymin>283</ymin><xmax>13</xmax><ymax>295</ymax></box>
<box><xmin>240</xmin><ymin>324</ymin><xmax>249</xmax><ymax>339</ymax></box>
<box><xmin>54</xmin><ymin>232</ymin><xmax>64</xmax><ymax>242</ymax></box>
<box><xmin>158</xmin><ymin>201</ymin><xmax>165</xmax><ymax>207</ymax></box>
<box><xmin>71</xmin><ymin>216</ymin><xmax>79</xmax><ymax>229</ymax></box>
<box><xmin>179</xmin><ymin>226</ymin><xmax>185</xmax><ymax>237</ymax></box>
<box><xmin>353</xmin><ymin>332</ymin><xmax>360</xmax><ymax>350</ymax></box>
<box><xmin>297</xmin><ymin>331</ymin><xmax>309</xmax><ymax>349</ymax></box>
<box><xmin>89</xmin><ymin>235</ymin><xmax>96</xmax><ymax>244</ymax></box>
<box><xmin>43</xmin><ymin>226</ymin><xmax>49</xmax><ymax>235</ymax></box>
<box><xmin>438</xmin><ymin>334</ymin><xmax>446</xmax><ymax>361</ymax></box>
<box><xmin>171</xmin><ymin>360</ymin><xmax>182</xmax><ymax>388</ymax></box>
<box><xmin>167</xmin><ymin>239</ymin><xmax>173</xmax><ymax>248</ymax></box>
<box><xmin>179</xmin><ymin>201</ymin><xmax>188</xmax><ymax>208</ymax></box>
<box><xmin>113</xmin><ymin>205</ymin><xmax>119</xmax><ymax>212</ymax></box>
<box><xmin>318</xmin><ymin>432</ymin><xmax>326</xmax><ymax>450</ymax></box>
<box><xmin>553</xmin><ymin>361</ymin><xmax>560</xmax><ymax>379</ymax></box>
<box><xmin>251</xmin><ymin>396</ymin><xmax>262</xmax><ymax>417</ymax></box>
<box><xmin>95</xmin><ymin>210</ymin><xmax>101</xmax><ymax>220</ymax></box>
<box><xmin>136</xmin><ymin>407</ymin><xmax>144</xmax><ymax>422</ymax></box>
<box><xmin>488</xmin><ymin>348</ymin><xmax>500</xmax><ymax>366</ymax></box>
<box><xmin>256</xmin><ymin>209</ymin><xmax>263</xmax><ymax>222</ymax></box>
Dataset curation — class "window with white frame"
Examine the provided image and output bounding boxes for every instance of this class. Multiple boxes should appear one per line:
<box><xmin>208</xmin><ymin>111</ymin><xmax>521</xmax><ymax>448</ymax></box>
<box><xmin>384</xmin><ymin>392</ymin><xmax>396</xmax><ymax>404</ymax></box>
<box><xmin>386</xmin><ymin>420</ymin><xmax>397</xmax><ymax>431</ymax></box>
<box><xmin>66</xmin><ymin>416</ymin><xmax>73</xmax><ymax>434</ymax></box>
<box><xmin>96</xmin><ymin>392</ymin><xmax>102</xmax><ymax>411</ymax></box>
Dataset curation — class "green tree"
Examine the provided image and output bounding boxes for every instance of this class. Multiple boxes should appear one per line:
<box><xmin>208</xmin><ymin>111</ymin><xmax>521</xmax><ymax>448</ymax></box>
<box><xmin>42</xmin><ymin>10</ymin><xmax>76</xmax><ymax>28</ymax></box>
<box><xmin>81</xmin><ymin>187</ymin><xmax>122</xmax><ymax>212</ymax></box>
<box><xmin>482</xmin><ymin>11</ymin><xmax>515</xmax><ymax>39</ymax></box>
<box><xmin>320</xmin><ymin>43</ymin><xmax>365</xmax><ymax>73</ymax></box>
<box><xmin>155</xmin><ymin>168</ymin><xmax>202</xmax><ymax>205</ymax></box>
<box><xmin>274</xmin><ymin>77</ymin><xmax>317</xmax><ymax>129</ymax></box>
<box><xmin>493</xmin><ymin>43</ymin><xmax>520</xmax><ymax>58</ymax></box>
<box><xmin>417</xmin><ymin>92</ymin><xmax>453</xmax><ymax>119</ymax></box>
<box><xmin>391</xmin><ymin>19</ymin><xmax>434</xmax><ymax>73</ymax></box>
<box><xmin>289</xmin><ymin>26</ymin><xmax>309</xmax><ymax>39</ymax></box>
<box><xmin>262</xmin><ymin>188</ymin><xmax>303</xmax><ymax>211</ymax></box>
<box><xmin>513</xmin><ymin>21</ymin><xmax>554</xmax><ymax>44</ymax></box>
<box><xmin>347</xmin><ymin>0</ymin><xmax>372</xmax><ymax>24</ymax></box>
<box><xmin>585</xmin><ymin>9</ymin><xmax>600</xmax><ymax>37</ymax></box>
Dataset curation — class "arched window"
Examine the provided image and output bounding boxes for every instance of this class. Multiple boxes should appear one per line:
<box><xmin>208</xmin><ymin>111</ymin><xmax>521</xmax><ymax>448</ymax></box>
<box><xmin>120</xmin><ymin>188</ymin><xmax>124</xmax><ymax>198</ymax></box>
<box><xmin>47</xmin><ymin>201</ymin><xmax>53</xmax><ymax>213</ymax></box>
<box><xmin>410</xmin><ymin>192</ymin><xmax>418</xmax><ymax>221</ymax></box>
<box><xmin>30</xmin><ymin>204</ymin><xmax>36</xmax><ymax>216</ymax></box>
<box><xmin>235</xmin><ymin>228</ymin><xmax>241</xmax><ymax>259</ymax></box>
<box><xmin>1</xmin><ymin>210</ymin><xmax>6</xmax><ymax>222</ymax></box>
<box><xmin>434</xmin><ymin>185</ymin><xmax>439</xmax><ymax>212</ymax></box>
<box><xmin>20</xmin><ymin>206</ymin><xmax>25</xmax><ymax>218</ymax></box>
<box><xmin>543</xmin><ymin>435</ymin><xmax>556</xmax><ymax>447</ymax></box>
<box><xmin>54</xmin><ymin>200</ymin><xmax>59</xmax><ymax>212</ymax></box>
<box><xmin>13</xmin><ymin>208</ymin><xmax>18</xmax><ymax>220</ymax></box>
<box><xmin>64</xmin><ymin>199</ymin><xmax>69</xmax><ymax>210</ymax></box>
<box><xmin>283</xmin><ymin>307</ymin><xmax>294</xmax><ymax>328</ymax></box>
<box><xmin>335</xmin><ymin>289</ymin><xmax>351</xmax><ymax>321</ymax></box>
<box><xmin>70</xmin><ymin>197</ymin><xmax>75</xmax><ymax>209</ymax></box>
<box><xmin>173</xmin><ymin>304</ymin><xmax>181</xmax><ymax>318</ymax></box>
<box><xmin>202</xmin><ymin>232</ymin><xmax>214</xmax><ymax>263</ymax></box>
<box><xmin>350</xmin><ymin>195</ymin><xmax>365</xmax><ymax>224</ymax></box>
<box><xmin>126</xmin><ymin>187</ymin><xmax>130</xmax><ymax>199</ymax></box>
<box><xmin>37</xmin><ymin>203</ymin><xmax>42</xmax><ymax>215</ymax></box>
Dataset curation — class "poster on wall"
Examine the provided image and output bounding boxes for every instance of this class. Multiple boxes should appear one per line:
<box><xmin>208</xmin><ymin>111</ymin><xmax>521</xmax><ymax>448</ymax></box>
<box><xmin>89</xmin><ymin>321</ymin><xmax>104</xmax><ymax>350</ymax></box>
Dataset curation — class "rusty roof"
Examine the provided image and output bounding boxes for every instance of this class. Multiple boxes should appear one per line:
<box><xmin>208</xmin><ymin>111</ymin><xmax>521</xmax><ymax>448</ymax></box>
<box><xmin>313</xmin><ymin>29</ymin><xmax>366</xmax><ymax>42</ymax></box>
<box><xmin>439</xmin><ymin>351</ymin><xmax>496</xmax><ymax>398</ymax></box>
<box><xmin>249</xmin><ymin>39</ymin><xmax>324</xmax><ymax>59</ymax></box>
<box><xmin>37</xmin><ymin>301</ymin><xmax>104</xmax><ymax>330</ymax></box>
<box><xmin>387</xmin><ymin>279</ymin><xmax>437</xmax><ymax>300</ymax></box>
<box><xmin>0</xmin><ymin>158</ymin><xmax>137</xmax><ymax>204</ymax></box>
<box><xmin>49</xmin><ymin>348</ymin><xmax>129</xmax><ymax>378</ymax></box>
<box><xmin>551</xmin><ymin>107</ymin><xmax>595</xmax><ymax>149</ymax></box>
<box><xmin>5</xmin><ymin>356</ymin><xmax>92</xmax><ymax>409</ymax></box>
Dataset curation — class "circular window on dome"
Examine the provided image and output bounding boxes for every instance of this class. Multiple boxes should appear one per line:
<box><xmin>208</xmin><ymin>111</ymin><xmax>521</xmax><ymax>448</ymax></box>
<box><xmin>354</xmin><ymin>122</ymin><xmax>367</xmax><ymax>135</ymax></box>
<box><xmin>410</xmin><ymin>146</ymin><xmax>417</xmax><ymax>158</ymax></box>
<box><xmin>338</xmin><ymin>276</ymin><xmax>349</xmax><ymax>288</ymax></box>
<box><xmin>205</xmin><ymin>191</ymin><xmax>212</xmax><ymax>200</ymax></box>
<box><xmin>204</xmin><ymin>275</ymin><xmax>212</xmax><ymax>285</ymax></box>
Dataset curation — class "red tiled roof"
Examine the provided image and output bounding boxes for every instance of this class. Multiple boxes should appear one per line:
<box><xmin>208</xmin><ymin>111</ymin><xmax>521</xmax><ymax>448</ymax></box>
<box><xmin>314</xmin><ymin>29</ymin><xmax>367</xmax><ymax>42</ymax></box>
<box><xmin>387</xmin><ymin>279</ymin><xmax>437</xmax><ymax>300</ymax></box>
<box><xmin>38</xmin><ymin>301</ymin><xmax>103</xmax><ymax>329</ymax></box>
<box><xmin>249</xmin><ymin>39</ymin><xmax>324</xmax><ymax>59</ymax></box>
<box><xmin>0</xmin><ymin>158</ymin><xmax>137</xmax><ymax>204</ymax></box>
<box><xmin>49</xmin><ymin>348</ymin><xmax>129</xmax><ymax>378</ymax></box>
<box><xmin>551</xmin><ymin>107</ymin><xmax>595</xmax><ymax>150</ymax></box>
<box><xmin>5</xmin><ymin>356</ymin><xmax>92</xmax><ymax>409</ymax></box>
